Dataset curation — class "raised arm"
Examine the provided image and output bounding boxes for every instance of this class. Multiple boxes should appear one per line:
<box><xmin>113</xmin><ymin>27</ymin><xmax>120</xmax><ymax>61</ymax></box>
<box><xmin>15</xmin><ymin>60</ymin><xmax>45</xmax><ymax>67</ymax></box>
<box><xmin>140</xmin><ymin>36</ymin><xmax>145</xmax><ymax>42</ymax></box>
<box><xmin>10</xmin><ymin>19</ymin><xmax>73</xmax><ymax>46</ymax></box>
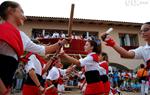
<box><xmin>59</xmin><ymin>47</ymin><xmax>80</xmax><ymax>66</ymax></box>
<box><xmin>62</xmin><ymin>53</ymin><xmax>81</xmax><ymax>66</ymax></box>
<box><xmin>45</xmin><ymin>39</ymin><xmax>68</xmax><ymax>54</ymax></box>
<box><xmin>112</xmin><ymin>42</ymin><xmax>135</xmax><ymax>58</ymax></box>
<box><xmin>101</xmin><ymin>33</ymin><xmax>135</xmax><ymax>58</ymax></box>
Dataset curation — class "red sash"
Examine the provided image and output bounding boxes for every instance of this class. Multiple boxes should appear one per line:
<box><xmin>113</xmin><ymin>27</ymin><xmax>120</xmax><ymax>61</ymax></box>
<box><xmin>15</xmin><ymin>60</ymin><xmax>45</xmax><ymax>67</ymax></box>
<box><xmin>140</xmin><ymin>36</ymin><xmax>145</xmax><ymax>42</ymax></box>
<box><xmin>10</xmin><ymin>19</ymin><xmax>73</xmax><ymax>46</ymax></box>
<box><xmin>25</xmin><ymin>52</ymin><xmax>47</xmax><ymax>65</ymax></box>
<box><xmin>100</xmin><ymin>61</ymin><xmax>109</xmax><ymax>74</ymax></box>
<box><xmin>0</xmin><ymin>22</ymin><xmax>23</xmax><ymax>58</ymax></box>
<box><xmin>91</xmin><ymin>53</ymin><xmax>99</xmax><ymax>62</ymax></box>
<box><xmin>24</xmin><ymin>52</ymin><xmax>47</xmax><ymax>76</ymax></box>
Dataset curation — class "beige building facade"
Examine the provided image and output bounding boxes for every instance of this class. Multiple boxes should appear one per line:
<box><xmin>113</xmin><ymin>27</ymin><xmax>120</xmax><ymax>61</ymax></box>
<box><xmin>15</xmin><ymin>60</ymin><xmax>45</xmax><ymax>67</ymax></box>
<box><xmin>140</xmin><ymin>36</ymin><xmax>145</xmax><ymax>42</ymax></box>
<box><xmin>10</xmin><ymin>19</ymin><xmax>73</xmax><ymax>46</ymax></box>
<box><xmin>20</xmin><ymin>16</ymin><xmax>146</xmax><ymax>70</ymax></box>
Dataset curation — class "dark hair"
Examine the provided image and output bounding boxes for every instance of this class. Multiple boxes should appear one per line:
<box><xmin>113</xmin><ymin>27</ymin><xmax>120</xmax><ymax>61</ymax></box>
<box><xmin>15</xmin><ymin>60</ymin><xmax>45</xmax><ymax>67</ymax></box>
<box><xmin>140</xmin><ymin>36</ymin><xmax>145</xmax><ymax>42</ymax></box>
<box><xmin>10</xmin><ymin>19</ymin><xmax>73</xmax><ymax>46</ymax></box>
<box><xmin>144</xmin><ymin>22</ymin><xmax>150</xmax><ymax>25</ymax></box>
<box><xmin>140</xmin><ymin>64</ymin><xmax>145</xmax><ymax>68</ymax></box>
<box><xmin>146</xmin><ymin>59</ymin><xmax>150</xmax><ymax>65</ymax></box>
<box><xmin>0</xmin><ymin>1</ymin><xmax>19</xmax><ymax>20</ymax></box>
<box><xmin>101</xmin><ymin>52</ymin><xmax>108</xmax><ymax>62</ymax></box>
<box><xmin>87</xmin><ymin>39</ymin><xmax>101</xmax><ymax>55</ymax></box>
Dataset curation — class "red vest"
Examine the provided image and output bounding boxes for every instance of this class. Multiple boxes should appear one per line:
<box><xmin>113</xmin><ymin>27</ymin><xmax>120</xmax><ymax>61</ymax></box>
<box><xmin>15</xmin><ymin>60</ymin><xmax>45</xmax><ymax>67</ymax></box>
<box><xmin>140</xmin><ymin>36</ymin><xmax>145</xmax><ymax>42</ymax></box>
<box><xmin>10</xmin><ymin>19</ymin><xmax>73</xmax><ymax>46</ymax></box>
<box><xmin>0</xmin><ymin>22</ymin><xmax>23</xmax><ymax>58</ymax></box>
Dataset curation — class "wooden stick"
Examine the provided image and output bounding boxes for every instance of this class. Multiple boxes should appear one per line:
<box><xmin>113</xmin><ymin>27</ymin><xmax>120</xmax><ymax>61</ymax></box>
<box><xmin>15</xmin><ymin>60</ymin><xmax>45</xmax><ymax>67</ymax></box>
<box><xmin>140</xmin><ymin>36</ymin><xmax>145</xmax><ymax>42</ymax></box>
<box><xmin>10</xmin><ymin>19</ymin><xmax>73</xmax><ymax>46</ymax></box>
<box><xmin>68</xmin><ymin>4</ymin><xmax>75</xmax><ymax>37</ymax></box>
<box><xmin>64</xmin><ymin>85</ymin><xmax>79</xmax><ymax>88</ymax></box>
<box><xmin>80</xmin><ymin>79</ymin><xmax>86</xmax><ymax>90</ymax></box>
<box><xmin>59</xmin><ymin>90</ymin><xmax>81</xmax><ymax>94</ymax></box>
<box><xmin>48</xmin><ymin>4</ymin><xmax>75</xmax><ymax>71</ymax></box>
<box><xmin>79</xmin><ymin>54</ymin><xmax>82</xmax><ymax>59</ymax></box>
<box><xmin>45</xmin><ymin>84</ymin><xmax>54</xmax><ymax>91</ymax></box>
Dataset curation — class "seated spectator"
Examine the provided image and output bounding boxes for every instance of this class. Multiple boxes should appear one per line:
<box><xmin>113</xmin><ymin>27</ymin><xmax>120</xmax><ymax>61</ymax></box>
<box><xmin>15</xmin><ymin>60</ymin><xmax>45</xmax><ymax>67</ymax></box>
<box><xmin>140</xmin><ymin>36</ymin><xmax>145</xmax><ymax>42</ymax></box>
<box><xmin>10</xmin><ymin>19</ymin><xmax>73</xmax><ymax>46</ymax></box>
<box><xmin>44</xmin><ymin>34</ymin><xmax>50</xmax><ymax>39</ymax></box>
<box><xmin>52</xmin><ymin>32</ymin><xmax>60</xmax><ymax>38</ymax></box>
<box><xmin>60</xmin><ymin>31</ymin><xmax>66</xmax><ymax>38</ymax></box>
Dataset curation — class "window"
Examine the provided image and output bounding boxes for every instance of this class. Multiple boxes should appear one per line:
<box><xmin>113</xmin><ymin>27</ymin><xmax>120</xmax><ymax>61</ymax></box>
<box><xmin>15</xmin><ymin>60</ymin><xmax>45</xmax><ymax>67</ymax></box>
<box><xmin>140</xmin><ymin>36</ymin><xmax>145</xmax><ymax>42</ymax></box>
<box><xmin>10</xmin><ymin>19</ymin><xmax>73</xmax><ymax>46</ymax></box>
<box><xmin>119</xmin><ymin>33</ymin><xmax>139</xmax><ymax>50</ymax></box>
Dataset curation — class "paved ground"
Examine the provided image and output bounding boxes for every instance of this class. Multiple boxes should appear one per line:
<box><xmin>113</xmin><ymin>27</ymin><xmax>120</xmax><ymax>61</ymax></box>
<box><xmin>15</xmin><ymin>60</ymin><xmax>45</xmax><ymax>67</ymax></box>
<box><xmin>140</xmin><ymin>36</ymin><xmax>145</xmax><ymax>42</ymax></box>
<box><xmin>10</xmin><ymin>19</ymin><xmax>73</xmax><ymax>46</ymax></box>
<box><xmin>11</xmin><ymin>90</ymin><xmax>142</xmax><ymax>95</ymax></box>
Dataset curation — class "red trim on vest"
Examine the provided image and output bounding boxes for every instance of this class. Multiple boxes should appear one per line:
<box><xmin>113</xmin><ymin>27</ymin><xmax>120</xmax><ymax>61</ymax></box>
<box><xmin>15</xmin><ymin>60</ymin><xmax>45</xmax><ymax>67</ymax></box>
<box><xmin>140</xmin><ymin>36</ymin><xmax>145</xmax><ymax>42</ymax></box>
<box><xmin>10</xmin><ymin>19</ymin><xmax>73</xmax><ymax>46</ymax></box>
<box><xmin>91</xmin><ymin>53</ymin><xmax>99</xmax><ymax>62</ymax></box>
<box><xmin>0</xmin><ymin>22</ymin><xmax>23</xmax><ymax>58</ymax></box>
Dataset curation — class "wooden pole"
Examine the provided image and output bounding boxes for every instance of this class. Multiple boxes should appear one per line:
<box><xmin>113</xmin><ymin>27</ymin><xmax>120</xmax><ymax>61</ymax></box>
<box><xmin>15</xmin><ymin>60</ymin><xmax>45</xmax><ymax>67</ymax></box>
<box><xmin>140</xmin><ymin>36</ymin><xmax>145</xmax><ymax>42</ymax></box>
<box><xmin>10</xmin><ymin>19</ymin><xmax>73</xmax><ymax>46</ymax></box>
<box><xmin>48</xmin><ymin>4</ymin><xmax>75</xmax><ymax>70</ymax></box>
<box><xmin>68</xmin><ymin>4</ymin><xmax>75</xmax><ymax>37</ymax></box>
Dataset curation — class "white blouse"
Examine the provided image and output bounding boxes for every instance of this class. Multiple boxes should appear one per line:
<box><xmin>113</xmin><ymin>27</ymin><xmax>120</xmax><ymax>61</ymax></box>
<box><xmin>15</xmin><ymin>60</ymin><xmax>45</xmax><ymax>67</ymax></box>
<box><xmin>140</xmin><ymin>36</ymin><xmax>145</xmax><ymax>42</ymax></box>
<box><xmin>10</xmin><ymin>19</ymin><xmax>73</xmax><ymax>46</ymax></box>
<box><xmin>79</xmin><ymin>52</ymin><xmax>100</xmax><ymax>72</ymax></box>
<box><xmin>46</xmin><ymin>67</ymin><xmax>66</xmax><ymax>81</ymax></box>
<box><xmin>25</xmin><ymin>54</ymin><xmax>42</xmax><ymax>75</ymax></box>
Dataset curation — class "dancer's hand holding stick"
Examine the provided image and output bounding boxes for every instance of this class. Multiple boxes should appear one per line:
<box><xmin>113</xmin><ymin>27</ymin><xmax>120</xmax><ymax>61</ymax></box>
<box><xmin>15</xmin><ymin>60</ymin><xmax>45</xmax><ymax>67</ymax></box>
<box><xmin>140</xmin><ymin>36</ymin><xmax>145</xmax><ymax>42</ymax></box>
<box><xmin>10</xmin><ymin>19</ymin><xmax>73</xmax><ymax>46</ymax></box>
<box><xmin>101</xmin><ymin>28</ymin><xmax>116</xmax><ymax>47</ymax></box>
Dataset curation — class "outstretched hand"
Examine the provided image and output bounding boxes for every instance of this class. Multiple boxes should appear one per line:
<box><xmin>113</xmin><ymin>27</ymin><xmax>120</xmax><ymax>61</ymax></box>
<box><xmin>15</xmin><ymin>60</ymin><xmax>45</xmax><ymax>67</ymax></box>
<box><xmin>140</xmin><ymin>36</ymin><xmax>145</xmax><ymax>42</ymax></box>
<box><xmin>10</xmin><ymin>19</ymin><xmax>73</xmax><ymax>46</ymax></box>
<box><xmin>65</xmin><ymin>36</ymin><xmax>72</xmax><ymax>43</ymax></box>
<box><xmin>58</xmin><ymin>37</ymin><xmax>72</xmax><ymax>47</ymax></box>
<box><xmin>66</xmin><ymin>65</ymin><xmax>74</xmax><ymax>73</ymax></box>
<box><xmin>66</xmin><ymin>65</ymin><xmax>77</xmax><ymax>76</ymax></box>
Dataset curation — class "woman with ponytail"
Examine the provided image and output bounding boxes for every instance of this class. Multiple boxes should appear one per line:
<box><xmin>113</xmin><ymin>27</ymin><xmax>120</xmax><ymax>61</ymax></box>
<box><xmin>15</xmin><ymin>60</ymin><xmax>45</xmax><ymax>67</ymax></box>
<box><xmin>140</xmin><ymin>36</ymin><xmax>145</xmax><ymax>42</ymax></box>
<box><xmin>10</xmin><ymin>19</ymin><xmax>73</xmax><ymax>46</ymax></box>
<box><xmin>60</xmin><ymin>38</ymin><xmax>104</xmax><ymax>95</ymax></box>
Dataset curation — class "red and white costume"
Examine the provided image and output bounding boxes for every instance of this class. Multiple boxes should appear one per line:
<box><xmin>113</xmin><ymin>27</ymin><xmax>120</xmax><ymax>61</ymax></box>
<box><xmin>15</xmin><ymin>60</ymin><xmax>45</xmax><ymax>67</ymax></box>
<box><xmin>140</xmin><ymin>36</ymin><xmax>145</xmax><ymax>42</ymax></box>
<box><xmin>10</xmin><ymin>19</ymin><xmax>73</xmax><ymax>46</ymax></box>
<box><xmin>99</xmin><ymin>61</ymin><xmax>109</xmax><ymax>74</ymax></box>
<box><xmin>45</xmin><ymin>66</ymin><xmax>66</xmax><ymax>95</ymax></box>
<box><xmin>79</xmin><ymin>52</ymin><xmax>104</xmax><ymax>95</ymax></box>
<box><xmin>0</xmin><ymin>22</ymin><xmax>23</xmax><ymax>58</ymax></box>
<box><xmin>0</xmin><ymin>22</ymin><xmax>45</xmax><ymax>88</ymax></box>
<box><xmin>0</xmin><ymin>22</ymin><xmax>24</xmax><ymax>88</ymax></box>
<box><xmin>99</xmin><ymin>61</ymin><xmax>111</xmax><ymax>95</ymax></box>
<box><xmin>57</xmin><ymin>69</ymin><xmax>66</xmax><ymax>93</ymax></box>
<box><xmin>22</xmin><ymin>53</ymin><xmax>46</xmax><ymax>95</ymax></box>
<box><xmin>0</xmin><ymin>22</ymin><xmax>45</xmax><ymax>60</ymax></box>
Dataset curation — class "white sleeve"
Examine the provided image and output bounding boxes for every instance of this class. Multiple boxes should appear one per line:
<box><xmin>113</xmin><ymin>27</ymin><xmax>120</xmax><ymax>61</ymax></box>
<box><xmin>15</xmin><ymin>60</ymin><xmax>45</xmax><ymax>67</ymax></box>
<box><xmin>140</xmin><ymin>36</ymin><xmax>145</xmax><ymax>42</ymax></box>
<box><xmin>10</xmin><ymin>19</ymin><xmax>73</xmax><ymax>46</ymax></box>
<box><xmin>79</xmin><ymin>55</ymin><xmax>93</xmax><ymax>67</ymax></box>
<box><xmin>58</xmin><ymin>68</ymin><xmax>67</xmax><ymax>76</ymax></box>
<box><xmin>20</xmin><ymin>31</ymin><xmax>45</xmax><ymax>55</ymax></box>
<box><xmin>129</xmin><ymin>46</ymin><xmax>143</xmax><ymax>59</ymax></box>
<box><xmin>25</xmin><ymin>55</ymin><xmax>36</xmax><ymax>73</ymax></box>
<box><xmin>98</xmin><ymin>66</ymin><xmax>106</xmax><ymax>75</ymax></box>
<box><xmin>46</xmin><ymin>67</ymin><xmax>59</xmax><ymax>80</ymax></box>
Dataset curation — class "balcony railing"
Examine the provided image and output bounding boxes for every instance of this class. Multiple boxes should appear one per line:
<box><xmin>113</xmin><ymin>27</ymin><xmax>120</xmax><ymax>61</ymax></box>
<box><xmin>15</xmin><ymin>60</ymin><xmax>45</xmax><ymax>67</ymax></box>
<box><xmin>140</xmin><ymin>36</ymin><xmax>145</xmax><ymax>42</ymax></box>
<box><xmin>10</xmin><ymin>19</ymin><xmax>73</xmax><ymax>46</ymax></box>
<box><xmin>37</xmin><ymin>38</ymin><xmax>87</xmax><ymax>54</ymax></box>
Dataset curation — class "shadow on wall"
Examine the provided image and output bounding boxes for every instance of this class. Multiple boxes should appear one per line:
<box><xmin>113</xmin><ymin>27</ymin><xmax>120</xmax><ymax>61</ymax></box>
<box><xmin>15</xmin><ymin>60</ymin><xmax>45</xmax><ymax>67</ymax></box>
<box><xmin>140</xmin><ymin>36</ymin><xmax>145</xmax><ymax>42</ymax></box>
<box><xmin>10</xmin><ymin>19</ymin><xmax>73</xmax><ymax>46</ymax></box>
<box><xmin>109</xmin><ymin>63</ymin><xmax>130</xmax><ymax>71</ymax></box>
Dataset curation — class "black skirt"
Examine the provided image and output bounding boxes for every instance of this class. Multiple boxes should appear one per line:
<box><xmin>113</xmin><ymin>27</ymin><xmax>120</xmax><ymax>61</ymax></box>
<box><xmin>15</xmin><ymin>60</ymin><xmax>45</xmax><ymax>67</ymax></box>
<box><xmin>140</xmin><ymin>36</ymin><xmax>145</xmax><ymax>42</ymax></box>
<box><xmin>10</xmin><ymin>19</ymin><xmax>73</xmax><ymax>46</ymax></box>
<box><xmin>0</xmin><ymin>54</ymin><xmax>18</xmax><ymax>87</ymax></box>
